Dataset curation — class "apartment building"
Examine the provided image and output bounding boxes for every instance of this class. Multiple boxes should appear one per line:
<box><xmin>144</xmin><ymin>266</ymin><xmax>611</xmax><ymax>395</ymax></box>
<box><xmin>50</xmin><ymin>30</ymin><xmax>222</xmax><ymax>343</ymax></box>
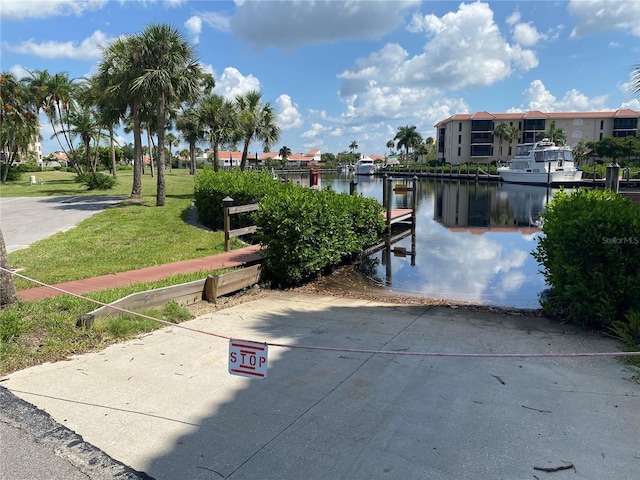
<box><xmin>434</xmin><ymin>109</ymin><xmax>640</xmax><ymax>164</ymax></box>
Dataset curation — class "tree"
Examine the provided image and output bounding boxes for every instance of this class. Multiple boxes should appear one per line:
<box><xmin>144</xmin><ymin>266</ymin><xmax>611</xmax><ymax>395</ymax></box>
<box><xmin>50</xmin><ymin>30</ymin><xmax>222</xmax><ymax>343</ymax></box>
<box><xmin>0</xmin><ymin>229</ymin><xmax>17</xmax><ymax>307</ymax></box>
<box><xmin>394</xmin><ymin>125</ymin><xmax>422</xmax><ymax>164</ymax></box>
<box><xmin>349</xmin><ymin>140</ymin><xmax>358</xmax><ymax>153</ymax></box>
<box><xmin>235</xmin><ymin>90</ymin><xmax>281</xmax><ymax>171</ymax></box>
<box><xmin>278</xmin><ymin>145</ymin><xmax>292</xmax><ymax>163</ymax></box>
<box><xmin>94</xmin><ymin>34</ymin><xmax>145</xmax><ymax>199</ymax></box>
<box><xmin>493</xmin><ymin>122</ymin><xmax>511</xmax><ymax>162</ymax></box>
<box><xmin>537</xmin><ymin>121</ymin><xmax>566</xmax><ymax>145</ymax></box>
<box><xmin>1</xmin><ymin>72</ymin><xmax>39</xmax><ymax>183</ymax></box>
<box><xmin>134</xmin><ymin>23</ymin><xmax>205</xmax><ymax>206</ymax></box>
<box><xmin>175</xmin><ymin>106</ymin><xmax>204</xmax><ymax>175</ymax></box>
<box><xmin>199</xmin><ymin>93</ymin><xmax>237</xmax><ymax>172</ymax></box>
<box><xmin>165</xmin><ymin>131</ymin><xmax>178</xmax><ymax>170</ymax></box>
<box><xmin>386</xmin><ymin>140</ymin><xmax>394</xmax><ymax>155</ymax></box>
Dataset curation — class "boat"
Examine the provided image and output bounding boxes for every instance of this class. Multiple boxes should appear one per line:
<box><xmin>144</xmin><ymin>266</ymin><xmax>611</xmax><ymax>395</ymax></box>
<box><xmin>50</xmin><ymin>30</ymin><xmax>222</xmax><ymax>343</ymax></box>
<box><xmin>355</xmin><ymin>158</ymin><xmax>376</xmax><ymax>175</ymax></box>
<box><xmin>498</xmin><ymin>139</ymin><xmax>582</xmax><ymax>185</ymax></box>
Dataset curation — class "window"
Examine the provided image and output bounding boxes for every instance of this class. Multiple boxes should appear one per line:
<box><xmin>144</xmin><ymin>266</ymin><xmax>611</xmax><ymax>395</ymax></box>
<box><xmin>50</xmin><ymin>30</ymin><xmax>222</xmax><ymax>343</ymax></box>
<box><xmin>458</xmin><ymin>122</ymin><xmax>462</xmax><ymax>132</ymax></box>
<box><xmin>458</xmin><ymin>135</ymin><xmax>462</xmax><ymax>144</ymax></box>
<box><xmin>471</xmin><ymin>120</ymin><xmax>493</xmax><ymax>131</ymax></box>
<box><xmin>457</xmin><ymin>147</ymin><xmax>461</xmax><ymax>156</ymax></box>
<box><xmin>523</xmin><ymin>119</ymin><xmax>545</xmax><ymax>131</ymax></box>
<box><xmin>600</xmin><ymin>120</ymin><xmax>604</xmax><ymax>130</ymax></box>
<box><xmin>470</xmin><ymin>145</ymin><xmax>492</xmax><ymax>157</ymax></box>
<box><xmin>470</xmin><ymin>132</ymin><xmax>493</xmax><ymax>143</ymax></box>
<box><xmin>572</xmin><ymin>119</ymin><xmax>583</xmax><ymax>126</ymax></box>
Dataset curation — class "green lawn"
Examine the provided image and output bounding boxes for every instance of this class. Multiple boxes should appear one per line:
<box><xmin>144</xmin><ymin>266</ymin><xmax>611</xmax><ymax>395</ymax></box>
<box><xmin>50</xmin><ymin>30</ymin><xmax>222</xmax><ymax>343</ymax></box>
<box><xmin>3</xmin><ymin>169</ymin><xmax>245</xmax><ymax>289</ymax></box>
<box><xmin>0</xmin><ymin>168</ymin><xmax>248</xmax><ymax>374</ymax></box>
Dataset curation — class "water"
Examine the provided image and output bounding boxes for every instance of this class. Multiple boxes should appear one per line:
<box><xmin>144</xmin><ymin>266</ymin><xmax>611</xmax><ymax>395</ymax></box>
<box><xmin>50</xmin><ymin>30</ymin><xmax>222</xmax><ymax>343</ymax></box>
<box><xmin>282</xmin><ymin>172</ymin><xmax>557</xmax><ymax>309</ymax></box>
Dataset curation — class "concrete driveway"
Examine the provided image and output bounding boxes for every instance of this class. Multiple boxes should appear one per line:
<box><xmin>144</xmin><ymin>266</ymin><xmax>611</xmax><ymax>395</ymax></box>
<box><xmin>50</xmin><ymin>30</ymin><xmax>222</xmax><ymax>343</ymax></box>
<box><xmin>0</xmin><ymin>195</ymin><xmax>124</xmax><ymax>253</ymax></box>
<box><xmin>2</xmin><ymin>292</ymin><xmax>638</xmax><ymax>479</ymax></box>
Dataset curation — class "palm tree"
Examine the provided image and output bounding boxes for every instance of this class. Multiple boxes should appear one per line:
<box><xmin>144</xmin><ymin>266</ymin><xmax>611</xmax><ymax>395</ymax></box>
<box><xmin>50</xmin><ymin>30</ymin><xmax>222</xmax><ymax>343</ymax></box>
<box><xmin>199</xmin><ymin>93</ymin><xmax>237</xmax><ymax>172</ymax></box>
<box><xmin>94</xmin><ymin>34</ymin><xmax>145</xmax><ymax>199</ymax></box>
<box><xmin>165</xmin><ymin>132</ymin><xmax>178</xmax><ymax>171</ymax></box>
<box><xmin>279</xmin><ymin>145</ymin><xmax>291</xmax><ymax>162</ymax></box>
<box><xmin>235</xmin><ymin>90</ymin><xmax>280</xmax><ymax>171</ymax></box>
<box><xmin>537</xmin><ymin>121</ymin><xmax>566</xmax><ymax>145</ymax></box>
<box><xmin>349</xmin><ymin>140</ymin><xmax>358</xmax><ymax>153</ymax></box>
<box><xmin>394</xmin><ymin>125</ymin><xmax>422</xmax><ymax>165</ymax></box>
<box><xmin>134</xmin><ymin>23</ymin><xmax>205</xmax><ymax>206</ymax></box>
<box><xmin>176</xmin><ymin>105</ymin><xmax>204</xmax><ymax>175</ymax></box>
<box><xmin>386</xmin><ymin>140</ymin><xmax>394</xmax><ymax>155</ymax></box>
<box><xmin>493</xmin><ymin>122</ymin><xmax>511</xmax><ymax>162</ymax></box>
<box><xmin>1</xmin><ymin>71</ymin><xmax>39</xmax><ymax>183</ymax></box>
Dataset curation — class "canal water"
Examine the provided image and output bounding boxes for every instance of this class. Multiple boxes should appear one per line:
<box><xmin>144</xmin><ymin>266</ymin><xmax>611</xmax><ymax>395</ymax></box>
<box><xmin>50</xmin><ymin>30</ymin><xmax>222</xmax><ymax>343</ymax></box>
<box><xmin>282</xmin><ymin>172</ymin><xmax>559</xmax><ymax>309</ymax></box>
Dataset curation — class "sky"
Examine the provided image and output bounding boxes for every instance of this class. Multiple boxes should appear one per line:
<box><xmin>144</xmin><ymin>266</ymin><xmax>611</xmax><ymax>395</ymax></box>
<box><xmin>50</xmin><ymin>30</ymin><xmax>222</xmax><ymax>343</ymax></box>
<box><xmin>1</xmin><ymin>0</ymin><xmax>639</xmax><ymax>157</ymax></box>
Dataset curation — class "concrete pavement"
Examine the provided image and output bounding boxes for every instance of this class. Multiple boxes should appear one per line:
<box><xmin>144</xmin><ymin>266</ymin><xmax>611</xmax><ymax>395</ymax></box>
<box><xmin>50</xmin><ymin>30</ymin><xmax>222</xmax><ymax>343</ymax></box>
<box><xmin>0</xmin><ymin>195</ymin><xmax>124</xmax><ymax>253</ymax></box>
<box><xmin>2</xmin><ymin>291</ymin><xmax>638</xmax><ymax>479</ymax></box>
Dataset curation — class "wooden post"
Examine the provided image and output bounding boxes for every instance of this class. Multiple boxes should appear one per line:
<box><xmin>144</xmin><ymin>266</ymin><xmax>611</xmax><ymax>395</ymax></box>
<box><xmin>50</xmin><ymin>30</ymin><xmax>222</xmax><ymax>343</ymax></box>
<box><xmin>223</xmin><ymin>196</ymin><xmax>233</xmax><ymax>252</ymax></box>
<box><xmin>385</xmin><ymin>176</ymin><xmax>393</xmax><ymax>227</ymax></box>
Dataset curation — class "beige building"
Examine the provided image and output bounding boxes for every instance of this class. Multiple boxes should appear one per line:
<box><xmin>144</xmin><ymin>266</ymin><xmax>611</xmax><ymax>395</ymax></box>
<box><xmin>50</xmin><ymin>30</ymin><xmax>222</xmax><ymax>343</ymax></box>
<box><xmin>434</xmin><ymin>109</ymin><xmax>640</xmax><ymax>164</ymax></box>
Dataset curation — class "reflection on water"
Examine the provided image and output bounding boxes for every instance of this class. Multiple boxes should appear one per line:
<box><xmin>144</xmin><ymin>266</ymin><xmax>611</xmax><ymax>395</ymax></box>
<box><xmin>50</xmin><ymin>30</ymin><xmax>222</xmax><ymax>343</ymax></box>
<box><xmin>281</xmin><ymin>172</ymin><xmax>562</xmax><ymax>309</ymax></box>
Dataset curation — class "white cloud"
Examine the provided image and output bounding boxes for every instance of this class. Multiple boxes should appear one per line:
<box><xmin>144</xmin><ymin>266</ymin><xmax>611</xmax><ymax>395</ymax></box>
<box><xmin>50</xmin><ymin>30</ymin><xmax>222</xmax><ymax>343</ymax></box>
<box><xmin>568</xmin><ymin>0</ymin><xmax>640</xmax><ymax>38</ymax></box>
<box><xmin>276</xmin><ymin>95</ymin><xmax>303</xmax><ymax>130</ymax></box>
<box><xmin>0</xmin><ymin>0</ymin><xmax>107</xmax><ymax>19</ymax></box>
<box><xmin>521</xmin><ymin>79</ymin><xmax>610</xmax><ymax>111</ymax></box>
<box><xmin>230</xmin><ymin>0</ymin><xmax>419</xmax><ymax>49</ymax></box>
<box><xmin>512</xmin><ymin>22</ymin><xmax>542</xmax><ymax>46</ymax></box>
<box><xmin>6</xmin><ymin>30</ymin><xmax>113</xmax><ymax>60</ymax></box>
<box><xmin>199</xmin><ymin>11</ymin><xmax>231</xmax><ymax>32</ymax></box>
<box><xmin>185</xmin><ymin>16</ymin><xmax>202</xmax><ymax>44</ymax></box>
<box><xmin>212</xmin><ymin>67</ymin><xmax>261</xmax><ymax>99</ymax></box>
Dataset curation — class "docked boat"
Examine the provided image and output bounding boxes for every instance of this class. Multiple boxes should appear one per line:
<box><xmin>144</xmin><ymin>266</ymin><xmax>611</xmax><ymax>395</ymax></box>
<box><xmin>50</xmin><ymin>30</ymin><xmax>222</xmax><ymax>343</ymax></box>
<box><xmin>355</xmin><ymin>158</ymin><xmax>376</xmax><ymax>175</ymax></box>
<box><xmin>498</xmin><ymin>139</ymin><xmax>582</xmax><ymax>185</ymax></box>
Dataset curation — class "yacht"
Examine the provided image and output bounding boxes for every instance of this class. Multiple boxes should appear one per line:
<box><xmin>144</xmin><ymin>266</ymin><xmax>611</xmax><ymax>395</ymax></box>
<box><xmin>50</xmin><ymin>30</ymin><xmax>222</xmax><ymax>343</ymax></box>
<box><xmin>498</xmin><ymin>139</ymin><xmax>582</xmax><ymax>185</ymax></box>
<box><xmin>355</xmin><ymin>158</ymin><xmax>376</xmax><ymax>175</ymax></box>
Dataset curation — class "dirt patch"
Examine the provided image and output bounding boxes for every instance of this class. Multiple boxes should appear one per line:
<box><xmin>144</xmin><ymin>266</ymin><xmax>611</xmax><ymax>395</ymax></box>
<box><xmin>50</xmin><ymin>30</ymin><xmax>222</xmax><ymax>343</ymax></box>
<box><xmin>185</xmin><ymin>265</ymin><xmax>544</xmax><ymax>318</ymax></box>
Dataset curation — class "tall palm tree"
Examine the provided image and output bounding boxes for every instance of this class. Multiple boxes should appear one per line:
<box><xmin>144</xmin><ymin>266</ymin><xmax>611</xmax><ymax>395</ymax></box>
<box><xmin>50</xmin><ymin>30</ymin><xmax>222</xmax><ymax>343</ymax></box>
<box><xmin>176</xmin><ymin>105</ymin><xmax>204</xmax><ymax>175</ymax></box>
<box><xmin>349</xmin><ymin>140</ymin><xmax>358</xmax><ymax>153</ymax></box>
<box><xmin>235</xmin><ymin>90</ymin><xmax>281</xmax><ymax>171</ymax></box>
<box><xmin>165</xmin><ymin>131</ymin><xmax>178</xmax><ymax>171</ymax></box>
<box><xmin>199</xmin><ymin>93</ymin><xmax>237</xmax><ymax>172</ymax></box>
<box><xmin>493</xmin><ymin>122</ymin><xmax>511</xmax><ymax>162</ymax></box>
<box><xmin>134</xmin><ymin>23</ymin><xmax>205</xmax><ymax>206</ymax></box>
<box><xmin>394</xmin><ymin>125</ymin><xmax>422</xmax><ymax>164</ymax></box>
<box><xmin>94</xmin><ymin>34</ymin><xmax>145</xmax><ymax>199</ymax></box>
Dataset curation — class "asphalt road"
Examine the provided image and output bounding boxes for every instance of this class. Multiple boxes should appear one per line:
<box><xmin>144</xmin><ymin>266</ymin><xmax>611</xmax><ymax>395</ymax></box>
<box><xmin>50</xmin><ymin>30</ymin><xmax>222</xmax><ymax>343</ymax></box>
<box><xmin>0</xmin><ymin>195</ymin><xmax>124</xmax><ymax>253</ymax></box>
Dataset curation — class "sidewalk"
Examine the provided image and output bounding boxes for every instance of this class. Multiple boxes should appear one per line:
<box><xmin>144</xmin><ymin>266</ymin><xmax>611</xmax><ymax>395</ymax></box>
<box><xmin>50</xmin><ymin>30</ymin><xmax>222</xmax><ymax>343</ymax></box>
<box><xmin>17</xmin><ymin>244</ymin><xmax>263</xmax><ymax>301</ymax></box>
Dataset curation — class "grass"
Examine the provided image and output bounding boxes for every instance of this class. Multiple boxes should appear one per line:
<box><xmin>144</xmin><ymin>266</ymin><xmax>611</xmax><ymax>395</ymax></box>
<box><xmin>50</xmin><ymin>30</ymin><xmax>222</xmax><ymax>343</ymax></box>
<box><xmin>0</xmin><ymin>169</ymin><xmax>247</xmax><ymax>375</ymax></box>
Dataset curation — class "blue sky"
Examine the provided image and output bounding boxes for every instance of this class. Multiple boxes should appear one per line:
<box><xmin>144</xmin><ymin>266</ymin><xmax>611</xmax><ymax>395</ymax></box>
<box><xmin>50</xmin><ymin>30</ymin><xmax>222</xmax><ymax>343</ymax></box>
<box><xmin>1</xmin><ymin>0</ymin><xmax>639</xmax><ymax>157</ymax></box>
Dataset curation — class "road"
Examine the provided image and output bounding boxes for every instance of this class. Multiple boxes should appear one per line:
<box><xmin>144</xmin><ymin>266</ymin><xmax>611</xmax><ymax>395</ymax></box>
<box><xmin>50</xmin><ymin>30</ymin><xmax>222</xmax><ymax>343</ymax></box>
<box><xmin>0</xmin><ymin>195</ymin><xmax>124</xmax><ymax>253</ymax></box>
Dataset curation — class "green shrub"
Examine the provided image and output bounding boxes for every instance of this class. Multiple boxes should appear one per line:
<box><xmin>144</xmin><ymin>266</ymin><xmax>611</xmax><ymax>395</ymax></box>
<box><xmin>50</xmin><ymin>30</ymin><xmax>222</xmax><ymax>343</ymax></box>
<box><xmin>254</xmin><ymin>187</ymin><xmax>385</xmax><ymax>286</ymax></box>
<box><xmin>532</xmin><ymin>188</ymin><xmax>640</xmax><ymax>328</ymax></box>
<box><xmin>0</xmin><ymin>164</ymin><xmax>23</xmax><ymax>181</ymax></box>
<box><xmin>609</xmin><ymin>310</ymin><xmax>640</xmax><ymax>363</ymax></box>
<box><xmin>194</xmin><ymin>169</ymin><xmax>287</xmax><ymax>230</ymax></box>
<box><xmin>76</xmin><ymin>172</ymin><xmax>117</xmax><ymax>190</ymax></box>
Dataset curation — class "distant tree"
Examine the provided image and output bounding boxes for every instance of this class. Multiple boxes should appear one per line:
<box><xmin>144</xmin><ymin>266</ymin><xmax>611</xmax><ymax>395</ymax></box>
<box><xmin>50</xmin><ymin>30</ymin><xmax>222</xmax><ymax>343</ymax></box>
<box><xmin>199</xmin><ymin>93</ymin><xmax>237</xmax><ymax>171</ymax></box>
<box><xmin>349</xmin><ymin>140</ymin><xmax>358</xmax><ymax>153</ymax></box>
<box><xmin>394</xmin><ymin>125</ymin><xmax>422</xmax><ymax>164</ymax></box>
<box><xmin>537</xmin><ymin>121</ymin><xmax>566</xmax><ymax>145</ymax></box>
<box><xmin>493</xmin><ymin>122</ymin><xmax>511</xmax><ymax>161</ymax></box>
<box><xmin>279</xmin><ymin>145</ymin><xmax>291</xmax><ymax>162</ymax></box>
<box><xmin>235</xmin><ymin>90</ymin><xmax>280</xmax><ymax>171</ymax></box>
<box><xmin>386</xmin><ymin>139</ymin><xmax>394</xmax><ymax>155</ymax></box>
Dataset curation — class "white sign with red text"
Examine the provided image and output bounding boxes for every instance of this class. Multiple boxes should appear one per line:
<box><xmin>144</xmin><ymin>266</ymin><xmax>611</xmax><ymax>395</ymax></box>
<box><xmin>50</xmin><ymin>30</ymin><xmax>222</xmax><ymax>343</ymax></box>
<box><xmin>228</xmin><ymin>340</ymin><xmax>268</xmax><ymax>379</ymax></box>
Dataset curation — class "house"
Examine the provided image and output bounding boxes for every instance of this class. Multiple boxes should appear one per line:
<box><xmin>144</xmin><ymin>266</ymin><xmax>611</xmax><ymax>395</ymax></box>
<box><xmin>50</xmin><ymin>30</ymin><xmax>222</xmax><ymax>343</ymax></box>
<box><xmin>260</xmin><ymin>149</ymin><xmax>322</xmax><ymax>167</ymax></box>
<box><xmin>434</xmin><ymin>109</ymin><xmax>640</xmax><ymax>165</ymax></box>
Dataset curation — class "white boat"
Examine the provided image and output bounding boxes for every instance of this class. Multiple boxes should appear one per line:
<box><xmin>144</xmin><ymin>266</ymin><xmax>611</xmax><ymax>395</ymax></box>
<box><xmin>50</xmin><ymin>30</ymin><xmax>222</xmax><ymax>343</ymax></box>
<box><xmin>355</xmin><ymin>158</ymin><xmax>376</xmax><ymax>175</ymax></box>
<box><xmin>498</xmin><ymin>139</ymin><xmax>582</xmax><ymax>185</ymax></box>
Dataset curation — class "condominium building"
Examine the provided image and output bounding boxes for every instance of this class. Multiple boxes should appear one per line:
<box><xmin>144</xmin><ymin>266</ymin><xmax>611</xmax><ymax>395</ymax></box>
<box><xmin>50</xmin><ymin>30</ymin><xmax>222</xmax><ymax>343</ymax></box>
<box><xmin>434</xmin><ymin>109</ymin><xmax>640</xmax><ymax>164</ymax></box>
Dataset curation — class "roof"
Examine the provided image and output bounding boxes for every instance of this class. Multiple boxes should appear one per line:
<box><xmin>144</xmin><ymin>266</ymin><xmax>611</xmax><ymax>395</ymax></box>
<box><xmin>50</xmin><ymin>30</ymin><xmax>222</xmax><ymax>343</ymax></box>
<box><xmin>435</xmin><ymin>109</ymin><xmax>640</xmax><ymax>127</ymax></box>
